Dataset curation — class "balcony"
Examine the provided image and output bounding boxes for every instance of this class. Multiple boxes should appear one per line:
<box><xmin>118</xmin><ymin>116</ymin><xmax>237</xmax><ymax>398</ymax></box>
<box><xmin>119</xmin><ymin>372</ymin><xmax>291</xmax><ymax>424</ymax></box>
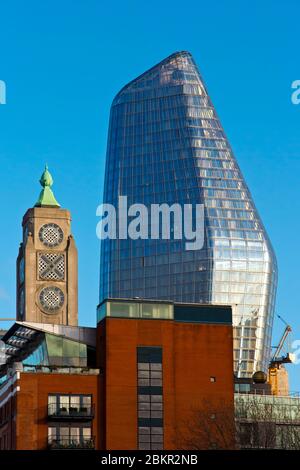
<box><xmin>48</xmin><ymin>437</ymin><xmax>95</xmax><ymax>450</ymax></box>
<box><xmin>48</xmin><ymin>404</ymin><xmax>94</xmax><ymax>421</ymax></box>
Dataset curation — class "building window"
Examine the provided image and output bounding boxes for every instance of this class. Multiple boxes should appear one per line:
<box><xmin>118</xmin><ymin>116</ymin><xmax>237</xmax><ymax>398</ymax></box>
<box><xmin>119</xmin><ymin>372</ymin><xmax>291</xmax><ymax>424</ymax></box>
<box><xmin>234</xmin><ymin>383</ymin><xmax>251</xmax><ymax>393</ymax></box>
<box><xmin>48</xmin><ymin>394</ymin><xmax>93</xmax><ymax>417</ymax></box>
<box><xmin>138</xmin><ymin>362</ymin><xmax>163</xmax><ymax>387</ymax></box>
<box><xmin>48</xmin><ymin>425</ymin><xmax>93</xmax><ymax>449</ymax></box>
<box><xmin>138</xmin><ymin>394</ymin><xmax>163</xmax><ymax>419</ymax></box>
<box><xmin>137</xmin><ymin>347</ymin><xmax>163</xmax><ymax>450</ymax></box>
<box><xmin>138</xmin><ymin>426</ymin><xmax>163</xmax><ymax>450</ymax></box>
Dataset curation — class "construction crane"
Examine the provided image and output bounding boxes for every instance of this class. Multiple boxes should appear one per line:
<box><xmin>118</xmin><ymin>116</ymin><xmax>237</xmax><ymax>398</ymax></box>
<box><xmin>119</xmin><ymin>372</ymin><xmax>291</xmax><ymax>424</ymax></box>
<box><xmin>270</xmin><ymin>315</ymin><xmax>294</xmax><ymax>367</ymax></box>
<box><xmin>268</xmin><ymin>314</ymin><xmax>294</xmax><ymax>396</ymax></box>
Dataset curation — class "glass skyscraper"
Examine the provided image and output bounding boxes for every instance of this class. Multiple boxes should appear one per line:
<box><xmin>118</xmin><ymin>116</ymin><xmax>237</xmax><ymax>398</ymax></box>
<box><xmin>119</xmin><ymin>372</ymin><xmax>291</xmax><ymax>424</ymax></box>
<box><xmin>100</xmin><ymin>51</ymin><xmax>277</xmax><ymax>377</ymax></box>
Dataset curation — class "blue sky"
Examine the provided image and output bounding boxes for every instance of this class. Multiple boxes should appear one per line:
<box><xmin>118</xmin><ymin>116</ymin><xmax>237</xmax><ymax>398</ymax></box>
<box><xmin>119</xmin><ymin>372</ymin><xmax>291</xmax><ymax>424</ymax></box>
<box><xmin>0</xmin><ymin>0</ymin><xmax>299</xmax><ymax>389</ymax></box>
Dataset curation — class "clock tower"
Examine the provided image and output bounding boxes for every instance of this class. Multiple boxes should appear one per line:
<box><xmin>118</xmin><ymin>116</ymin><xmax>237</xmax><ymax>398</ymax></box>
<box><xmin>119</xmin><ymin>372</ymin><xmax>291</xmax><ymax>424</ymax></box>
<box><xmin>16</xmin><ymin>166</ymin><xmax>78</xmax><ymax>326</ymax></box>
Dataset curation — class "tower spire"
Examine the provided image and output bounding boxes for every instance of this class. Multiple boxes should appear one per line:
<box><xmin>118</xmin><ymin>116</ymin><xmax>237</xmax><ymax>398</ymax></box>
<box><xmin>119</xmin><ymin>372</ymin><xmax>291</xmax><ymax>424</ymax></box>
<box><xmin>35</xmin><ymin>165</ymin><xmax>60</xmax><ymax>207</ymax></box>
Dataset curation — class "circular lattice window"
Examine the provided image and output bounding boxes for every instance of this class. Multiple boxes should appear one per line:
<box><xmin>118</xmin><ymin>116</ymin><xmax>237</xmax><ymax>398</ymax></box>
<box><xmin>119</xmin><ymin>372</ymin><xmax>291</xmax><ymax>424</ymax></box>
<box><xmin>38</xmin><ymin>253</ymin><xmax>65</xmax><ymax>280</ymax></box>
<box><xmin>39</xmin><ymin>286</ymin><xmax>65</xmax><ymax>313</ymax></box>
<box><xmin>39</xmin><ymin>223</ymin><xmax>63</xmax><ymax>247</ymax></box>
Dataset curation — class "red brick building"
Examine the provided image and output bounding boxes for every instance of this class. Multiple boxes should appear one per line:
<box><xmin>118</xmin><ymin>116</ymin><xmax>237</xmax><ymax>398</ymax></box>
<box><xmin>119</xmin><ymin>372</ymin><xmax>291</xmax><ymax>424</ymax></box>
<box><xmin>98</xmin><ymin>299</ymin><xmax>234</xmax><ymax>450</ymax></box>
<box><xmin>0</xmin><ymin>368</ymin><xmax>99</xmax><ymax>450</ymax></box>
<box><xmin>0</xmin><ymin>322</ymin><xmax>100</xmax><ymax>450</ymax></box>
<box><xmin>0</xmin><ymin>299</ymin><xmax>234</xmax><ymax>450</ymax></box>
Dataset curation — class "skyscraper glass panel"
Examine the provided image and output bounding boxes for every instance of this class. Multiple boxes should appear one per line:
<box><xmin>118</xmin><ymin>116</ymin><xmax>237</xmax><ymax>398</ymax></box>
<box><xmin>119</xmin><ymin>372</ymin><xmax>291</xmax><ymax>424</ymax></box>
<box><xmin>100</xmin><ymin>51</ymin><xmax>277</xmax><ymax>377</ymax></box>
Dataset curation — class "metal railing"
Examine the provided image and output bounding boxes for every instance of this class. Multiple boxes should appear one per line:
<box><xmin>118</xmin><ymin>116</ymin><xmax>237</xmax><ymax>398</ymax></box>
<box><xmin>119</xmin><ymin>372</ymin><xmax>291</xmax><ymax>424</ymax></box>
<box><xmin>235</xmin><ymin>389</ymin><xmax>300</xmax><ymax>398</ymax></box>
<box><xmin>48</xmin><ymin>437</ymin><xmax>95</xmax><ymax>449</ymax></box>
<box><xmin>48</xmin><ymin>403</ymin><xmax>94</xmax><ymax>420</ymax></box>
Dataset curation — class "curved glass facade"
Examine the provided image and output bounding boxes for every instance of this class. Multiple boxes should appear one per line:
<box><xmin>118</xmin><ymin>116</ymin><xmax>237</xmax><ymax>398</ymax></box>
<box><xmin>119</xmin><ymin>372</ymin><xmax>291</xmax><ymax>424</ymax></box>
<box><xmin>100</xmin><ymin>51</ymin><xmax>277</xmax><ymax>377</ymax></box>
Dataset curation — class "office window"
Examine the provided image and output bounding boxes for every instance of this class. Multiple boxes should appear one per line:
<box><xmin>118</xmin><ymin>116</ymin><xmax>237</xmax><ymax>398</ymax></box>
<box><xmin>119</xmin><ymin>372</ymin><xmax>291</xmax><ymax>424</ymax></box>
<box><xmin>137</xmin><ymin>347</ymin><xmax>163</xmax><ymax>450</ymax></box>
<box><xmin>48</xmin><ymin>394</ymin><xmax>92</xmax><ymax>417</ymax></box>
<box><xmin>138</xmin><ymin>362</ymin><xmax>162</xmax><ymax>387</ymax></box>
<box><xmin>138</xmin><ymin>394</ymin><xmax>163</xmax><ymax>419</ymax></box>
<box><xmin>138</xmin><ymin>426</ymin><xmax>163</xmax><ymax>450</ymax></box>
<box><xmin>47</xmin><ymin>425</ymin><xmax>92</xmax><ymax>448</ymax></box>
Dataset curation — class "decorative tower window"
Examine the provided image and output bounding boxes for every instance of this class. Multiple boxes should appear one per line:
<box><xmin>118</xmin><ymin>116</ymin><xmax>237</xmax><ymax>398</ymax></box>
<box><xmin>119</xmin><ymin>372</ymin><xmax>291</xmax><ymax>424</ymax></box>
<box><xmin>39</xmin><ymin>286</ymin><xmax>65</xmax><ymax>313</ymax></box>
<box><xmin>39</xmin><ymin>223</ymin><xmax>64</xmax><ymax>248</ymax></box>
<box><xmin>38</xmin><ymin>253</ymin><xmax>65</xmax><ymax>280</ymax></box>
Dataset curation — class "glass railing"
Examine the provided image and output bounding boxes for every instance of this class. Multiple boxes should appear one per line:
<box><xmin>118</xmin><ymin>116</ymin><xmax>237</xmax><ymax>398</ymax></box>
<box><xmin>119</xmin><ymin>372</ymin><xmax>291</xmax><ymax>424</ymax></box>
<box><xmin>23</xmin><ymin>365</ymin><xmax>100</xmax><ymax>375</ymax></box>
